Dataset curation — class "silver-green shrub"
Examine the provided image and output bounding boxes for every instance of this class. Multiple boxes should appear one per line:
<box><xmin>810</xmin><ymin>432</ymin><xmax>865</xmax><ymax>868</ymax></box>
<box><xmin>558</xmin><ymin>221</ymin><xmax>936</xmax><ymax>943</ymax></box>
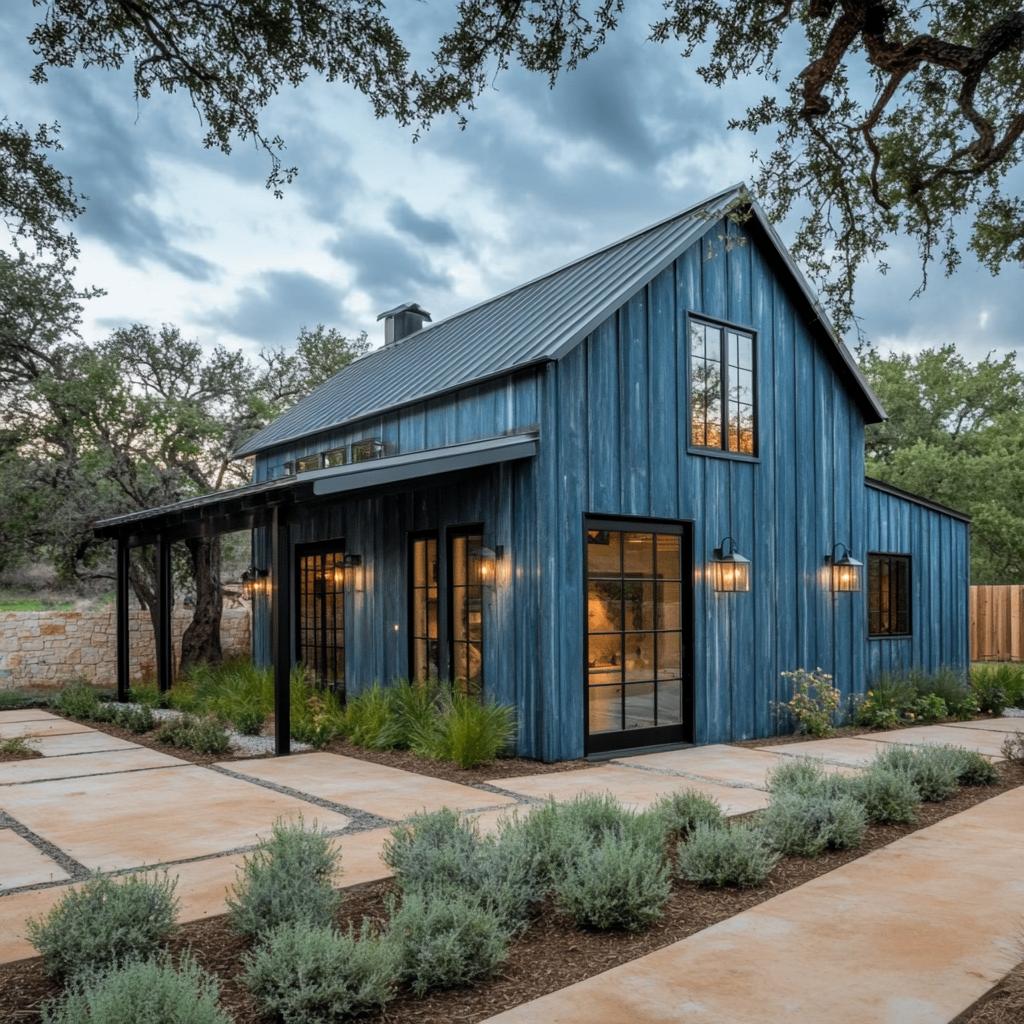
<box><xmin>676</xmin><ymin>823</ymin><xmax>780</xmax><ymax>887</ymax></box>
<box><xmin>933</xmin><ymin>745</ymin><xmax>999</xmax><ymax>786</ymax></box>
<box><xmin>849</xmin><ymin>765</ymin><xmax>921</xmax><ymax>824</ymax></box>
<box><xmin>554</xmin><ymin>831</ymin><xmax>671</xmax><ymax>930</ymax></box>
<box><xmin>153</xmin><ymin>714</ymin><xmax>230</xmax><ymax>754</ymax></box>
<box><xmin>388</xmin><ymin>890</ymin><xmax>509</xmax><ymax>995</ymax></box>
<box><xmin>243</xmin><ymin>922</ymin><xmax>400</xmax><ymax>1023</ymax></box>
<box><xmin>762</xmin><ymin>792</ymin><xmax>867</xmax><ymax>856</ymax></box>
<box><xmin>227</xmin><ymin>817</ymin><xmax>341</xmax><ymax>939</ymax></box>
<box><xmin>874</xmin><ymin>745</ymin><xmax>960</xmax><ymax>801</ymax></box>
<box><xmin>647</xmin><ymin>789</ymin><xmax>724</xmax><ymax>842</ymax></box>
<box><xmin>41</xmin><ymin>956</ymin><xmax>229</xmax><ymax>1024</ymax></box>
<box><xmin>28</xmin><ymin>873</ymin><xmax>178</xmax><ymax>980</ymax></box>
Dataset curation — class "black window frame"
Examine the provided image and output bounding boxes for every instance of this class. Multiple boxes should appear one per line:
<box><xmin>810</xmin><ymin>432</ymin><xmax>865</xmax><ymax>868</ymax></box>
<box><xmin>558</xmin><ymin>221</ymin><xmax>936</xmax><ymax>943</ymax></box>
<box><xmin>446</xmin><ymin>524</ymin><xmax>485</xmax><ymax>696</ymax></box>
<box><xmin>867</xmin><ymin>552</ymin><xmax>913</xmax><ymax>638</ymax></box>
<box><xmin>295</xmin><ymin>452</ymin><xmax>324</xmax><ymax>473</ymax></box>
<box><xmin>294</xmin><ymin>539</ymin><xmax>347</xmax><ymax>697</ymax></box>
<box><xmin>408</xmin><ymin>530</ymin><xmax>441</xmax><ymax>683</ymax></box>
<box><xmin>686</xmin><ymin>313</ymin><xmax>758</xmax><ymax>460</ymax></box>
<box><xmin>351</xmin><ymin>438</ymin><xmax>386</xmax><ymax>463</ymax></box>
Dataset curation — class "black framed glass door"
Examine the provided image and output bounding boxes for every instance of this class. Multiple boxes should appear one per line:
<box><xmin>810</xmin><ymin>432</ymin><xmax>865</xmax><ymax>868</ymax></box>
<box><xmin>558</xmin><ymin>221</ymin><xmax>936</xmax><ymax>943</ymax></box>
<box><xmin>296</xmin><ymin>542</ymin><xmax>346</xmax><ymax>696</ymax></box>
<box><xmin>584</xmin><ymin>518</ymin><xmax>693</xmax><ymax>753</ymax></box>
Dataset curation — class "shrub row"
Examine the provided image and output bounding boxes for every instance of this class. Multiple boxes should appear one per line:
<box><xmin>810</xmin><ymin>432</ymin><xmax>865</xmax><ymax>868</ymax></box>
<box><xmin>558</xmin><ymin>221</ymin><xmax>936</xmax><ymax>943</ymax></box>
<box><xmin>153</xmin><ymin>714</ymin><xmax>231</xmax><ymax>754</ymax></box>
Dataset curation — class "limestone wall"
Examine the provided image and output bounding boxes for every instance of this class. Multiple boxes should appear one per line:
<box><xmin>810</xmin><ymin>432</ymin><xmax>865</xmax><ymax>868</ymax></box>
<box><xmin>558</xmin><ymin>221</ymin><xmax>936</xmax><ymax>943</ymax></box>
<box><xmin>0</xmin><ymin>605</ymin><xmax>251</xmax><ymax>690</ymax></box>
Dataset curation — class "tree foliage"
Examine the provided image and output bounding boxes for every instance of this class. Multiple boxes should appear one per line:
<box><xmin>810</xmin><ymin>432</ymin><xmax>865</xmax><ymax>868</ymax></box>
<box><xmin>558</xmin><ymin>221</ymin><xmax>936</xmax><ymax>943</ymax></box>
<box><xmin>10</xmin><ymin>1</ymin><xmax>1022</xmax><ymax>330</ymax></box>
<box><xmin>863</xmin><ymin>344</ymin><xmax>1024</xmax><ymax>582</ymax></box>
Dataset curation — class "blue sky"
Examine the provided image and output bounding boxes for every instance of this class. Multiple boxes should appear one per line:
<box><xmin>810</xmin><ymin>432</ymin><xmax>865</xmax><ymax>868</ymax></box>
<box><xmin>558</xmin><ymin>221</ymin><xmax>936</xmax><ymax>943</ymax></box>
<box><xmin>3</xmin><ymin>3</ymin><xmax>1020</xmax><ymax>362</ymax></box>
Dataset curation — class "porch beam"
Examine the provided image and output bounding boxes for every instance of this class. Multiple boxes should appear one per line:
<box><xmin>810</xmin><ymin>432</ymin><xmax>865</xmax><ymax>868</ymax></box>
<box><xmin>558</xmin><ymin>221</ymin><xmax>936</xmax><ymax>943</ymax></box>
<box><xmin>271</xmin><ymin>505</ymin><xmax>291</xmax><ymax>756</ymax></box>
<box><xmin>115</xmin><ymin>536</ymin><xmax>130</xmax><ymax>702</ymax></box>
<box><xmin>155</xmin><ymin>533</ymin><xmax>173</xmax><ymax>693</ymax></box>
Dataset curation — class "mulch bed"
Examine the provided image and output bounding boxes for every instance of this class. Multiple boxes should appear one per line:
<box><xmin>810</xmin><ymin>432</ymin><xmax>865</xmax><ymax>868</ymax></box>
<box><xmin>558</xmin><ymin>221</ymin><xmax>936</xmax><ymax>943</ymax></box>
<box><xmin>3</xmin><ymin>763</ymin><xmax>1021</xmax><ymax>1024</ymax></box>
<box><xmin>955</xmin><ymin>960</ymin><xmax>1024</xmax><ymax>1024</ymax></box>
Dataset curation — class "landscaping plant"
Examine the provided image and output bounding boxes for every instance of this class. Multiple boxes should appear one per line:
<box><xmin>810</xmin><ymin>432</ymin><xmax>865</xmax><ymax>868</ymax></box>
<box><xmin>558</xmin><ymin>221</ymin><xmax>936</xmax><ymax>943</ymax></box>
<box><xmin>1001</xmin><ymin>731</ymin><xmax>1024</xmax><ymax>763</ymax></box>
<box><xmin>154</xmin><ymin>714</ymin><xmax>231</xmax><ymax>754</ymax></box>
<box><xmin>873</xmin><ymin>745</ymin><xmax>960</xmax><ymax>801</ymax></box>
<box><xmin>0</xmin><ymin>736</ymin><xmax>39</xmax><ymax>758</ymax></box>
<box><xmin>228</xmin><ymin>817</ymin><xmax>342</xmax><ymax>939</ymax></box>
<box><xmin>932</xmin><ymin>745</ymin><xmax>999</xmax><ymax>786</ymax></box>
<box><xmin>243</xmin><ymin>922</ymin><xmax>400</xmax><ymax>1024</ymax></box>
<box><xmin>50</xmin><ymin>680</ymin><xmax>103</xmax><ymax>720</ymax></box>
<box><xmin>676</xmin><ymin>822</ymin><xmax>780</xmax><ymax>888</ymax></box>
<box><xmin>290</xmin><ymin>667</ymin><xmax>346</xmax><ymax>748</ymax></box>
<box><xmin>554</xmin><ymin>830</ymin><xmax>671</xmax><ymax>931</ymax></box>
<box><xmin>647</xmin><ymin>789</ymin><xmax>724</xmax><ymax>842</ymax></box>
<box><xmin>28</xmin><ymin>873</ymin><xmax>178</xmax><ymax>980</ymax></box>
<box><xmin>911</xmin><ymin>693</ymin><xmax>948</xmax><ymax>723</ymax></box>
<box><xmin>849</xmin><ymin>765</ymin><xmax>921</xmax><ymax>824</ymax></box>
<box><xmin>388</xmin><ymin>890</ymin><xmax>510</xmax><ymax>995</ymax></box>
<box><xmin>970</xmin><ymin>665</ymin><xmax>1009</xmax><ymax>716</ymax></box>
<box><xmin>777</xmin><ymin>668</ymin><xmax>841</xmax><ymax>736</ymax></box>
<box><xmin>41</xmin><ymin>956</ymin><xmax>230</xmax><ymax>1024</ymax></box>
<box><xmin>761</xmin><ymin>792</ymin><xmax>867</xmax><ymax>857</ymax></box>
<box><xmin>408</xmin><ymin>689</ymin><xmax>516</xmax><ymax>768</ymax></box>
<box><xmin>341</xmin><ymin>685</ymin><xmax>396</xmax><ymax>748</ymax></box>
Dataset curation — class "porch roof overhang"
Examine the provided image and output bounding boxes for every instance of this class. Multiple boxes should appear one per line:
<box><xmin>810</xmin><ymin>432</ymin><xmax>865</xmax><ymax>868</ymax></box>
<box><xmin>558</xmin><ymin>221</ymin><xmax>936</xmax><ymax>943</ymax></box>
<box><xmin>93</xmin><ymin>431</ymin><xmax>539</xmax><ymax>546</ymax></box>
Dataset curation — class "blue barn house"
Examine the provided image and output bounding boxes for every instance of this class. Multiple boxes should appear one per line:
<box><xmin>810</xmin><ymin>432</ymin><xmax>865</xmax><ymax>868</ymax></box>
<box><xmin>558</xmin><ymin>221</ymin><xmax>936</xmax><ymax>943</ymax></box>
<box><xmin>96</xmin><ymin>184</ymin><xmax>970</xmax><ymax>760</ymax></box>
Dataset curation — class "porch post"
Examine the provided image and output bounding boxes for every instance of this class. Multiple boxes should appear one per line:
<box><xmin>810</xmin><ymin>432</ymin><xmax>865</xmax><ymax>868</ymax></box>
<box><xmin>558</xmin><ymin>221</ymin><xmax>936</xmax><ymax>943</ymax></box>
<box><xmin>115</xmin><ymin>536</ymin><xmax>130</xmax><ymax>702</ymax></box>
<box><xmin>271</xmin><ymin>505</ymin><xmax>291</xmax><ymax>756</ymax></box>
<box><xmin>156</xmin><ymin>533</ymin><xmax>173</xmax><ymax>693</ymax></box>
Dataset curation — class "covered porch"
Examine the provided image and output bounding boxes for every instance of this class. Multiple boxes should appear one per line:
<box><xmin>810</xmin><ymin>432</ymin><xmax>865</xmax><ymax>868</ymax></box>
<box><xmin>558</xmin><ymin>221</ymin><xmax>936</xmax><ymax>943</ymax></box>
<box><xmin>93</xmin><ymin>432</ymin><xmax>539</xmax><ymax>756</ymax></box>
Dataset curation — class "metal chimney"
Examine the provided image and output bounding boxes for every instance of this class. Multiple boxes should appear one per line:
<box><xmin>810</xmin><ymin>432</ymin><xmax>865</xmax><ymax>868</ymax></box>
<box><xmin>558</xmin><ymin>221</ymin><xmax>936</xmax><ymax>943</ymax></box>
<box><xmin>377</xmin><ymin>302</ymin><xmax>432</xmax><ymax>346</ymax></box>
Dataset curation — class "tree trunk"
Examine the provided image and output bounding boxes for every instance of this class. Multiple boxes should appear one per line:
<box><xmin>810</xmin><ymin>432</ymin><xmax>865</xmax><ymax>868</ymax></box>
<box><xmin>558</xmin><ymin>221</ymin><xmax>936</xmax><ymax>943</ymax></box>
<box><xmin>179</xmin><ymin>535</ymin><xmax>223</xmax><ymax>671</ymax></box>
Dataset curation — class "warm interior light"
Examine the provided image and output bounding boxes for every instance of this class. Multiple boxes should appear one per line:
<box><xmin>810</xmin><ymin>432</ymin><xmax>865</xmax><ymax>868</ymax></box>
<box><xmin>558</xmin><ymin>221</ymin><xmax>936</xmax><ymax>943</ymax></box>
<box><xmin>828</xmin><ymin>544</ymin><xmax>863</xmax><ymax>593</ymax></box>
<box><xmin>710</xmin><ymin>537</ymin><xmax>751</xmax><ymax>593</ymax></box>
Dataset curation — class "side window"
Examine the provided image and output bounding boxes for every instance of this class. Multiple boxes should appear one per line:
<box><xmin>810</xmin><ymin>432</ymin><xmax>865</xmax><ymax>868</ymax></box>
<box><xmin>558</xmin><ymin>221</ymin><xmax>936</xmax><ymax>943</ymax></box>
<box><xmin>868</xmin><ymin>554</ymin><xmax>912</xmax><ymax>637</ymax></box>
<box><xmin>449</xmin><ymin>529</ymin><xmax>484</xmax><ymax>696</ymax></box>
<box><xmin>409</xmin><ymin>534</ymin><xmax>440</xmax><ymax>681</ymax></box>
<box><xmin>689</xmin><ymin>317</ymin><xmax>756</xmax><ymax>455</ymax></box>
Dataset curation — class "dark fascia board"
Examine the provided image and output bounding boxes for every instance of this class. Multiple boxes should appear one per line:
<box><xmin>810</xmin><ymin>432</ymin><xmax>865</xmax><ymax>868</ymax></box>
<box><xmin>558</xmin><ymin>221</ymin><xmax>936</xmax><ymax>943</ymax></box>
<box><xmin>865</xmin><ymin>476</ymin><xmax>971</xmax><ymax>523</ymax></box>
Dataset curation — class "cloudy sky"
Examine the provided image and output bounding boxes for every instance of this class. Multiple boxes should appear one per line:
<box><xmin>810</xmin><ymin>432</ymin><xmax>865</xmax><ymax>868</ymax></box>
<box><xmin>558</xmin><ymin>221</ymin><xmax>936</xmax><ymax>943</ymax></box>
<box><xmin>3</xmin><ymin>3</ymin><xmax>1020</xmax><ymax>362</ymax></box>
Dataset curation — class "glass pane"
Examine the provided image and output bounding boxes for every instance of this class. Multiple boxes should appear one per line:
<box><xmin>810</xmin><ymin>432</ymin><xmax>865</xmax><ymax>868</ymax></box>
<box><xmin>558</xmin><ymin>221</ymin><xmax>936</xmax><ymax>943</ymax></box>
<box><xmin>740</xmin><ymin>334</ymin><xmax>753</xmax><ymax>368</ymax></box>
<box><xmin>452</xmin><ymin>586</ymin><xmax>467</xmax><ymax>643</ymax></box>
<box><xmin>622</xmin><ymin>580</ymin><xmax>651</xmax><ymax>631</ymax></box>
<box><xmin>414</xmin><ymin>640</ymin><xmax>428</xmax><ymax>681</ymax></box>
<box><xmin>658</xmin><ymin>680</ymin><xmax>683</xmax><ymax>725</ymax></box>
<box><xmin>588</xmin><ymin>634</ymin><xmax>622</xmax><ymax>684</ymax></box>
<box><xmin>623</xmin><ymin>633</ymin><xmax>655</xmax><ymax>682</ymax></box>
<box><xmin>623</xmin><ymin>683</ymin><xmax>656</xmax><ymax>730</ymax></box>
<box><xmin>657</xmin><ymin>632</ymin><xmax>682</xmax><ymax>679</ymax></box>
<box><xmin>426</xmin><ymin>590</ymin><xmax>438</xmax><ymax>636</ymax></box>
<box><xmin>587</xmin><ymin>530</ymin><xmax>621</xmax><ymax>575</ymax></box>
<box><xmin>658</xmin><ymin>582</ymin><xmax>682</xmax><ymax>631</ymax></box>
<box><xmin>655</xmin><ymin>534</ymin><xmax>681</xmax><ymax>580</ymax></box>
<box><xmin>426</xmin><ymin>540</ymin><xmax>438</xmax><ymax>586</ymax></box>
<box><xmin>452</xmin><ymin>535</ymin><xmax>467</xmax><ymax>584</ymax></box>
<box><xmin>324</xmin><ymin>447</ymin><xmax>346</xmax><ymax>468</ymax></box>
<box><xmin>690</xmin><ymin>320</ymin><xmax>705</xmax><ymax>357</ymax></box>
<box><xmin>467</xmin><ymin>588</ymin><xmax>483</xmax><ymax>642</ymax></box>
<box><xmin>413</xmin><ymin>541</ymin><xmax>426</xmax><ymax>587</ymax></box>
<box><xmin>588</xmin><ymin>580</ymin><xmax>623</xmax><ymax>632</ymax></box>
<box><xmin>623</xmin><ymin>532</ymin><xmax>654</xmax><ymax>577</ymax></box>
<box><xmin>589</xmin><ymin>685</ymin><xmax>622</xmax><ymax>734</ymax></box>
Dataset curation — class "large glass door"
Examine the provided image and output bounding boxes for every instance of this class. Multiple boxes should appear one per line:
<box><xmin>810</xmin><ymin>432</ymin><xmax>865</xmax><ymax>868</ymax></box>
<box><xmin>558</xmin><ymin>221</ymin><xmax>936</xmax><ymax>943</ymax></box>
<box><xmin>296</xmin><ymin>543</ymin><xmax>346</xmax><ymax>696</ymax></box>
<box><xmin>584</xmin><ymin>519</ymin><xmax>692</xmax><ymax>753</ymax></box>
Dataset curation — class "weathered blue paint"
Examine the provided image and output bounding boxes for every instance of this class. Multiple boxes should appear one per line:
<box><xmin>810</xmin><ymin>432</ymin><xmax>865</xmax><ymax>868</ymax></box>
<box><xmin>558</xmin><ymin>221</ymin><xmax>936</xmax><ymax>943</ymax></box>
<box><xmin>249</xmin><ymin>215</ymin><xmax>969</xmax><ymax>761</ymax></box>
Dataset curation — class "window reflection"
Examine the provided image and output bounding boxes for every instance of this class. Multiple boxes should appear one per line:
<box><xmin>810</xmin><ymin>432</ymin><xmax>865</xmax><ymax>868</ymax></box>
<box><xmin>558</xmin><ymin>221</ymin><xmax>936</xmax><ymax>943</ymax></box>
<box><xmin>690</xmin><ymin>319</ymin><xmax>756</xmax><ymax>455</ymax></box>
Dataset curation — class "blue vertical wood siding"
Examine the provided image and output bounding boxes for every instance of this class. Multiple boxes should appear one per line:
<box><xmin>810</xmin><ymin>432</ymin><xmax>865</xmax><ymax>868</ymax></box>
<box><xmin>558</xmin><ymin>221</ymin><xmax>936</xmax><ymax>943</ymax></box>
<box><xmin>249</xmin><ymin>216</ymin><xmax>969</xmax><ymax>761</ymax></box>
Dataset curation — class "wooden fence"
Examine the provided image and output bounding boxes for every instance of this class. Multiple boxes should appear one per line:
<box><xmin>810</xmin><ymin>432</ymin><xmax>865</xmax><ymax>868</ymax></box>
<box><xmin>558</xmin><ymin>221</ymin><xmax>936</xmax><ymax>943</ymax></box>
<box><xmin>970</xmin><ymin>585</ymin><xmax>1024</xmax><ymax>662</ymax></box>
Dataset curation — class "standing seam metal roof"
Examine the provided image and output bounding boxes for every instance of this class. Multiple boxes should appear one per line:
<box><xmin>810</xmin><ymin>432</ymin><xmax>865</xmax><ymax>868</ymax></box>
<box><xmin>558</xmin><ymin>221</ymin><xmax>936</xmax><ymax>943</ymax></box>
<box><xmin>234</xmin><ymin>183</ymin><xmax>884</xmax><ymax>458</ymax></box>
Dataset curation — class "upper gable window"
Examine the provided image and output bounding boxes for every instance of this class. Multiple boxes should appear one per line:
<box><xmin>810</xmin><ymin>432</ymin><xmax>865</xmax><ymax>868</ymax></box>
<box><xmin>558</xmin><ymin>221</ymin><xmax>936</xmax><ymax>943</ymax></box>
<box><xmin>689</xmin><ymin>318</ymin><xmax>756</xmax><ymax>456</ymax></box>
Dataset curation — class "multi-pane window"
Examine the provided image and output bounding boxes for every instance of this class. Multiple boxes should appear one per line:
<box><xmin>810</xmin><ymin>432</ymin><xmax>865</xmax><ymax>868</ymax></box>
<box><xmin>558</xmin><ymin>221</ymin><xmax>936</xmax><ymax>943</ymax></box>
<box><xmin>296</xmin><ymin>453</ymin><xmax>323</xmax><ymax>473</ymax></box>
<box><xmin>449</xmin><ymin>530</ymin><xmax>484</xmax><ymax>696</ymax></box>
<box><xmin>585</xmin><ymin>528</ymin><xmax>685</xmax><ymax>737</ymax></box>
<box><xmin>351</xmin><ymin>438</ymin><xmax>385</xmax><ymax>463</ymax></box>
<box><xmin>297</xmin><ymin>546</ymin><xmax>345</xmax><ymax>695</ymax></box>
<box><xmin>324</xmin><ymin>447</ymin><xmax>347</xmax><ymax>468</ymax></box>
<box><xmin>689</xmin><ymin>318</ymin><xmax>756</xmax><ymax>455</ymax></box>
<box><xmin>868</xmin><ymin>554</ymin><xmax>912</xmax><ymax>637</ymax></box>
<box><xmin>410</xmin><ymin>534</ymin><xmax>440</xmax><ymax>682</ymax></box>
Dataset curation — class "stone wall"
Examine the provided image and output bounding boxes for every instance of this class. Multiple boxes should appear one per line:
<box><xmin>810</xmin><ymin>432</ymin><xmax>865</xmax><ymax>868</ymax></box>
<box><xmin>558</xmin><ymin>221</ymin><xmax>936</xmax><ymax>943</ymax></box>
<box><xmin>0</xmin><ymin>605</ymin><xmax>251</xmax><ymax>690</ymax></box>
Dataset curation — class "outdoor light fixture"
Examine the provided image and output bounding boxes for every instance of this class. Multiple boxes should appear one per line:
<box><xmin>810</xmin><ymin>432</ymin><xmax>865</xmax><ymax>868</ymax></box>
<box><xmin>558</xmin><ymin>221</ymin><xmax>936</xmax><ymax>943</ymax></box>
<box><xmin>477</xmin><ymin>545</ymin><xmax>503</xmax><ymax>586</ymax></box>
<box><xmin>827</xmin><ymin>543</ymin><xmax>863</xmax><ymax>592</ymax></box>
<box><xmin>710</xmin><ymin>537</ymin><xmax>751</xmax><ymax>593</ymax></box>
<box><xmin>241</xmin><ymin>565</ymin><xmax>269</xmax><ymax>598</ymax></box>
<box><xmin>342</xmin><ymin>553</ymin><xmax>364</xmax><ymax>592</ymax></box>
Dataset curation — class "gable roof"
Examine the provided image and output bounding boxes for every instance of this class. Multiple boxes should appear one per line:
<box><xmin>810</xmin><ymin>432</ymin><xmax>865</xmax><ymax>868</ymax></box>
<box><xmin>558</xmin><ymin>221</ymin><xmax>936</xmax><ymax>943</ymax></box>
<box><xmin>235</xmin><ymin>183</ymin><xmax>885</xmax><ymax>458</ymax></box>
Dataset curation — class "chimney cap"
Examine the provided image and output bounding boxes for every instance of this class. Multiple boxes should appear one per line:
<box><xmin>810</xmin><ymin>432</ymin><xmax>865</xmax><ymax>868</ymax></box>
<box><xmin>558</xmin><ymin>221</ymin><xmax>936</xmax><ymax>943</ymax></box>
<box><xmin>376</xmin><ymin>302</ymin><xmax>432</xmax><ymax>323</ymax></box>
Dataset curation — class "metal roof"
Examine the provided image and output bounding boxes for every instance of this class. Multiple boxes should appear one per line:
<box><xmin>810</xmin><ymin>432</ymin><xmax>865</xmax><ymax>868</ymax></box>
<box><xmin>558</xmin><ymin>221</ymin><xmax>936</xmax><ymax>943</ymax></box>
<box><xmin>235</xmin><ymin>184</ymin><xmax>885</xmax><ymax>458</ymax></box>
<box><xmin>95</xmin><ymin>433</ymin><xmax>538</xmax><ymax>540</ymax></box>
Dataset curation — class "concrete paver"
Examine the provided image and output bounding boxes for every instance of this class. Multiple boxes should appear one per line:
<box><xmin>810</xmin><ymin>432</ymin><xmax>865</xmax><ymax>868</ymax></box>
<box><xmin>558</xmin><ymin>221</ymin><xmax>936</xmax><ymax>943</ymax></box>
<box><xmin>0</xmin><ymin>710</ymin><xmax>59</xmax><ymax>725</ymax></box>
<box><xmin>861</xmin><ymin>725</ymin><xmax>1007</xmax><ymax>758</ymax></box>
<box><xmin>485</xmin><ymin>786</ymin><xmax>1024</xmax><ymax>1024</ymax></box>
<box><xmin>0</xmin><ymin>719</ymin><xmax>93</xmax><ymax>740</ymax></box>
<box><xmin>756</xmin><ymin>736</ymin><xmax>902</xmax><ymax>766</ymax></box>
<box><xmin>487</xmin><ymin>764</ymin><xmax>769</xmax><ymax>816</ymax></box>
<box><xmin>0</xmin><ymin>765</ymin><xmax>351</xmax><ymax>871</ymax></box>
<box><xmin>27</xmin><ymin>731</ymin><xmax>141</xmax><ymax>757</ymax></box>
<box><xmin>0</xmin><ymin>747</ymin><xmax>186</xmax><ymax>785</ymax></box>
<box><xmin>945</xmin><ymin>716</ymin><xmax>1023</xmax><ymax>734</ymax></box>
<box><xmin>0</xmin><ymin>830</ymin><xmax>70</xmax><ymax>890</ymax></box>
<box><xmin>222</xmin><ymin>752</ymin><xmax>515</xmax><ymax>820</ymax></box>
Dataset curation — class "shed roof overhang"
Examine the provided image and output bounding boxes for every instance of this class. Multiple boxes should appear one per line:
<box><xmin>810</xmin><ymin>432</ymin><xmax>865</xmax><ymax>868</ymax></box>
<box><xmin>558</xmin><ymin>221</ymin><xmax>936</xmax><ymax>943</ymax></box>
<box><xmin>93</xmin><ymin>431</ymin><xmax>539</xmax><ymax>546</ymax></box>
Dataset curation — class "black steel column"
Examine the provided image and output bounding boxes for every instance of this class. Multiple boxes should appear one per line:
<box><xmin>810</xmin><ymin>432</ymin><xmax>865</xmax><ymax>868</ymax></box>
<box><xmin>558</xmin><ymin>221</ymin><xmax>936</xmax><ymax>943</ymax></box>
<box><xmin>156</xmin><ymin>534</ymin><xmax>173</xmax><ymax>693</ymax></box>
<box><xmin>271</xmin><ymin>505</ymin><xmax>291</xmax><ymax>756</ymax></box>
<box><xmin>115</xmin><ymin>537</ymin><xmax>130</xmax><ymax>702</ymax></box>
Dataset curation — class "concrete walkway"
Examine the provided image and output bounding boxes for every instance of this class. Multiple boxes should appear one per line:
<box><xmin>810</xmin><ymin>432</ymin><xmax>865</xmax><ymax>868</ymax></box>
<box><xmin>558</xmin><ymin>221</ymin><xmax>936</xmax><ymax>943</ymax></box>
<box><xmin>486</xmin><ymin>785</ymin><xmax>1024</xmax><ymax>1024</ymax></box>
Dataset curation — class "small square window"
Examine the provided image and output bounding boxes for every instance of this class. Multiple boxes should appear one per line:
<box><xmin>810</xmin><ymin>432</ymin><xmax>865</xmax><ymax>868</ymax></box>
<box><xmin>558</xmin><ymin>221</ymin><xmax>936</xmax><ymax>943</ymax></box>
<box><xmin>323</xmin><ymin>447</ymin><xmax>347</xmax><ymax>468</ymax></box>
<box><xmin>351</xmin><ymin>438</ymin><xmax>385</xmax><ymax>463</ymax></box>
<box><xmin>295</xmin><ymin>453</ymin><xmax>323</xmax><ymax>473</ymax></box>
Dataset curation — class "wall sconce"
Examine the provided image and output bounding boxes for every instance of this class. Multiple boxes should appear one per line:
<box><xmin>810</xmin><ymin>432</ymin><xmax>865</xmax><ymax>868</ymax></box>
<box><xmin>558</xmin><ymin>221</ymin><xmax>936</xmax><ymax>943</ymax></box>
<box><xmin>241</xmin><ymin>566</ymin><xmax>269</xmax><ymax>598</ymax></box>
<box><xmin>477</xmin><ymin>545</ymin><xmax>504</xmax><ymax>586</ymax></box>
<box><xmin>827</xmin><ymin>543</ymin><xmax>863</xmax><ymax>592</ymax></box>
<box><xmin>710</xmin><ymin>537</ymin><xmax>751</xmax><ymax>592</ymax></box>
<box><xmin>342</xmin><ymin>553</ymin><xmax>364</xmax><ymax>592</ymax></box>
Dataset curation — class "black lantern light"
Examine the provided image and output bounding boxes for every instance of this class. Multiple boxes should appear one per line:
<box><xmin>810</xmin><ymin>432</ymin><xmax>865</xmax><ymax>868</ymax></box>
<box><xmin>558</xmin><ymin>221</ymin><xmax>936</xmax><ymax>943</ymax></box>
<box><xmin>241</xmin><ymin>565</ymin><xmax>269</xmax><ymax>598</ymax></box>
<box><xmin>827</xmin><ymin>543</ymin><xmax>863</xmax><ymax>592</ymax></box>
<box><xmin>710</xmin><ymin>536</ymin><xmax>751</xmax><ymax>592</ymax></box>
